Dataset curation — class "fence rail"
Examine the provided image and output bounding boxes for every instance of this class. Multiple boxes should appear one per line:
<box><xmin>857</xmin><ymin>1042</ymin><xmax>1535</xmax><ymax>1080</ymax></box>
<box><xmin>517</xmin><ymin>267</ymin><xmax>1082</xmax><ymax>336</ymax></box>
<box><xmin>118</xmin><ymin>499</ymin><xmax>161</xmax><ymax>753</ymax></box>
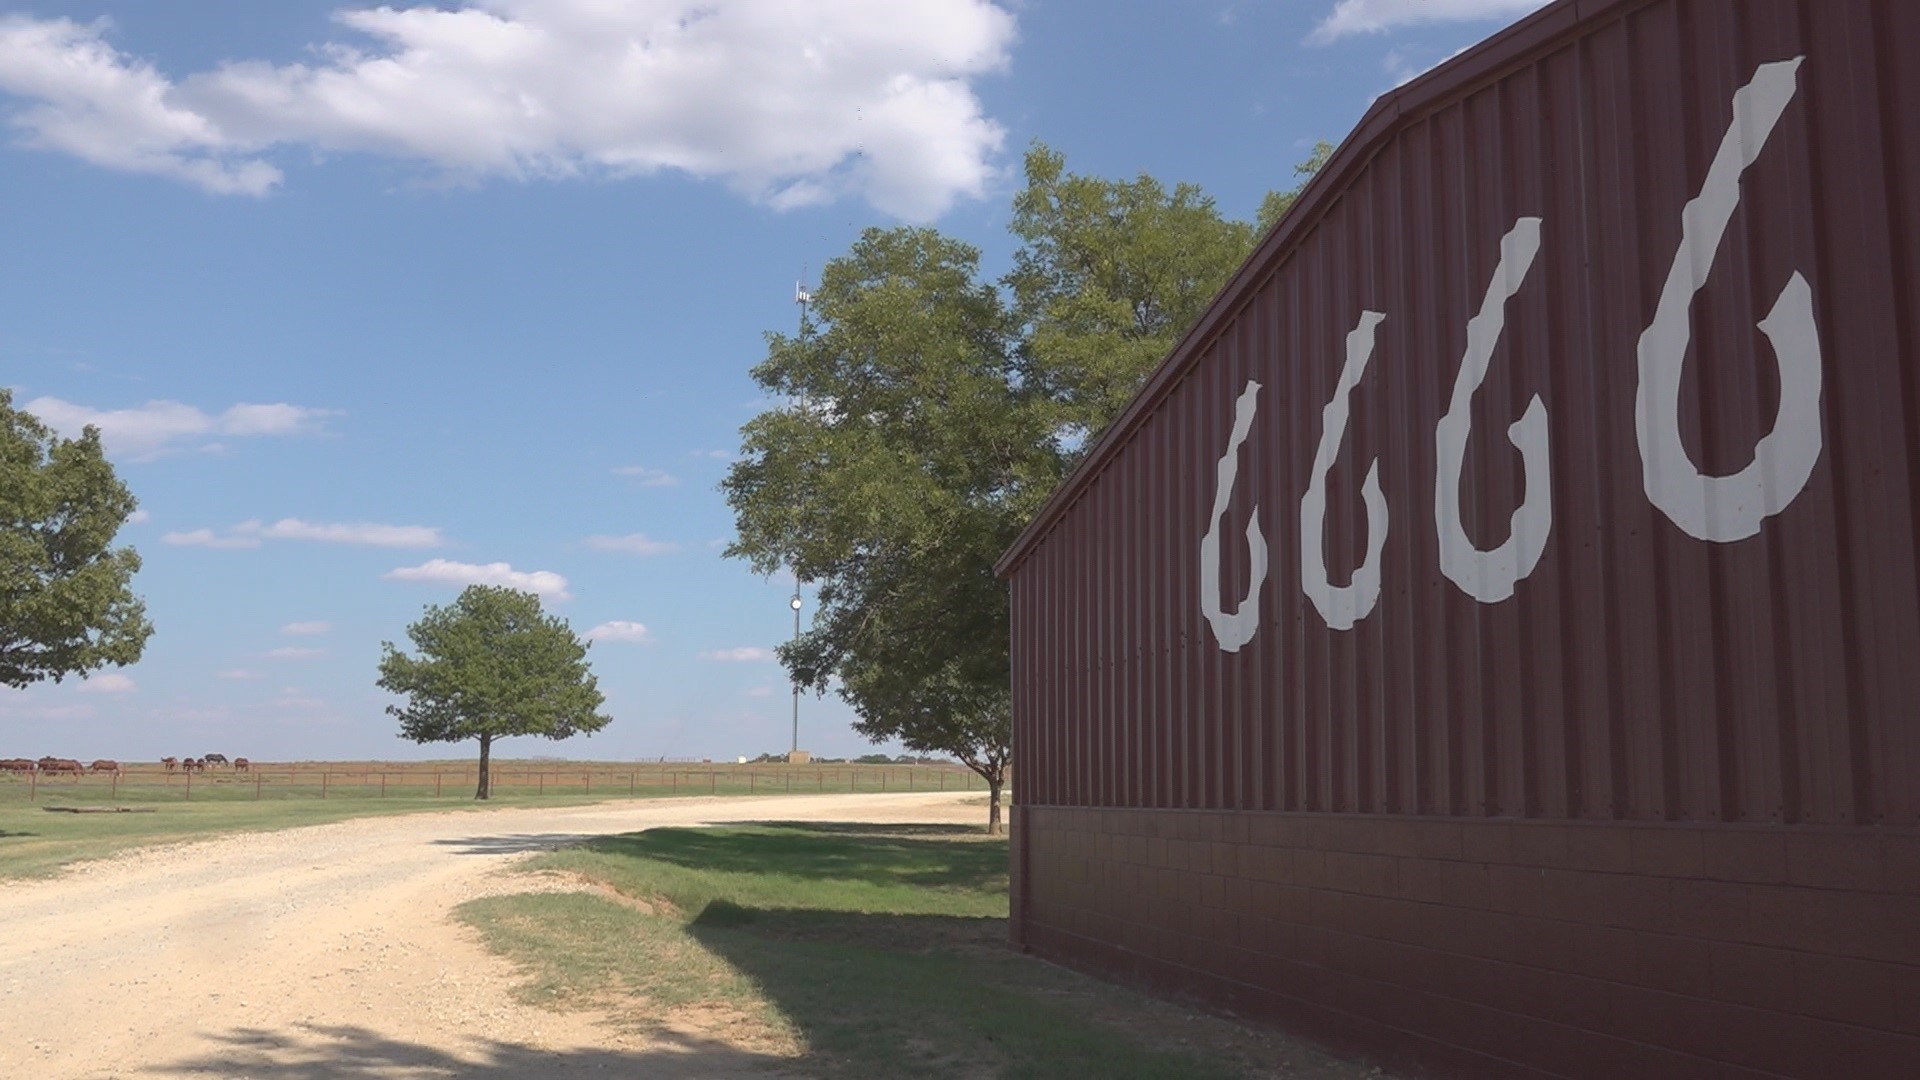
<box><xmin>0</xmin><ymin>764</ymin><xmax>988</xmax><ymax>803</ymax></box>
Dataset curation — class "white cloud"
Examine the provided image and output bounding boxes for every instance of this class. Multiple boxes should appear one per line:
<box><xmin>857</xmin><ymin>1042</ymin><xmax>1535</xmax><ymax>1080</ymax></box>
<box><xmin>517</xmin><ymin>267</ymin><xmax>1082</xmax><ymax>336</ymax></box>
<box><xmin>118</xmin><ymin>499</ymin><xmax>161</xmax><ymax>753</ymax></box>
<box><xmin>162</xmin><ymin>528</ymin><xmax>260</xmax><ymax>549</ymax></box>
<box><xmin>700</xmin><ymin>646</ymin><xmax>776</xmax><ymax>662</ymax></box>
<box><xmin>585</xmin><ymin>620</ymin><xmax>653</xmax><ymax>643</ymax></box>
<box><xmin>280</xmin><ymin>620</ymin><xmax>331</xmax><ymax>635</ymax></box>
<box><xmin>383</xmin><ymin>558</ymin><xmax>572</xmax><ymax>601</ymax></box>
<box><xmin>267</xmin><ymin>646</ymin><xmax>325</xmax><ymax>659</ymax></box>
<box><xmin>1308</xmin><ymin>0</ymin><xmax>1548</xmax><ymax>43</ymax></box>
<box><xmin>584</xmin><ymin>533</ymin><xmax>676</xmax><ymax>556</ymax></box>
<box><xmin>165</xmin><ymin>518</ymin><xmax>443</xmax><ymax>549</ymax></box>
<box><xmin>612</xmin><ymin>465</ymin><xmax>678</xmax><ymax>487</ymax></box>
<box><xmin>688</xmin><ymin>449</ymin><xmax>734</xmax><ymax>460</ymax></box>
<box><xmin>77</xmin><ymin>671</ymin><xmax>135</xmax><ymax>693</ymax></box>
<box><xmin>240</xmin><ymin>519</ymin><xmax>443</xmax><ymax>547</ymax></box>
<box><xmin>127</xmin><ymin>508</ymin><xmax>150</xmax><ymax>524</ymax></box>
<box><xmin>217</xmin><ymin>668</ymin><xmax>264</xmax><ymax>680</ymax></box>
<box><xmin>1383</xmin><ymin>44</ymin><xmax>1471</xmax><ymax>88</ymax></box>
<box><xmin>20</xmin><ymin>395</ymin><xmax>334</xmax><ymax>459</ymax></box>
<box><xmin>0</xmin><ymin>3</ymin><xmax>1017</xmax><ymax>220</ymax></box>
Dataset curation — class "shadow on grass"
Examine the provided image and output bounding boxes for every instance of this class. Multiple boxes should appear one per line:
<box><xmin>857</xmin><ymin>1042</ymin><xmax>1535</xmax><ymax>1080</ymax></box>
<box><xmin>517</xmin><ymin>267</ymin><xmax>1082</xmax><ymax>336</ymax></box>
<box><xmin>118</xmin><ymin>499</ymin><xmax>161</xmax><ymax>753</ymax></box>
<box><xmin>431</xmin><ymin>833</ymin><xmax>594</xmax><ymax>856</ymax></box>
<box><xmin>685</xmin><ymin>905</ymin><xmax>1244</xmax><ymax>1080</ymax></box>
<box><xmin>576</xmin><ymin>825</ymin><xmax>1005</xmax><ymax>892</ymax></box>
<box><xmin>148</xmin><ymin>1022</ymin><xmax>785</xmax><ymax>1079</ymax></box>
<box><xmin>0</xmin><ymin>830</ymin><xmax>36</xmax><ymax>838</ymax></box>
<box><xmin>739</xmin><ymin>820</ymin><xmax>988</xmax><ymax>839</ymax></box>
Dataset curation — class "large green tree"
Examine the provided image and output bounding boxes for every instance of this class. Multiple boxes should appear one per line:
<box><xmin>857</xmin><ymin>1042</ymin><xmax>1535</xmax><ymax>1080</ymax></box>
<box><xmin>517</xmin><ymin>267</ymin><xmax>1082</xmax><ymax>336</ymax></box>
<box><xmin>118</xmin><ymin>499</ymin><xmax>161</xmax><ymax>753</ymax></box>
<box><xmin>726</xmin><ymin>143</ymin><xmax>1328</xmax><ymax>832</ymax></box>
<box><xmin>0</xmin><ymin>389</ymin><xmax>151</xmax><ymax>690</ymax></box>
<box><xmin>377</xmin><ymin>586</ymin><xmax>610</xmax><ymax>798</ymax></box>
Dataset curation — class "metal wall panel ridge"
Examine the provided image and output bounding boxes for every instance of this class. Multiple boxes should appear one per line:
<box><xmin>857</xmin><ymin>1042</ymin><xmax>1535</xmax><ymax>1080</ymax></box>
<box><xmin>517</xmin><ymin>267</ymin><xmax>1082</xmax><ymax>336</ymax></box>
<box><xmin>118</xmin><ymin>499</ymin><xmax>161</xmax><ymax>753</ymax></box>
<box><xmin>999</xmin><ymin>0</ymin><xmax>1920</xmax><ymax>829</ymax></box>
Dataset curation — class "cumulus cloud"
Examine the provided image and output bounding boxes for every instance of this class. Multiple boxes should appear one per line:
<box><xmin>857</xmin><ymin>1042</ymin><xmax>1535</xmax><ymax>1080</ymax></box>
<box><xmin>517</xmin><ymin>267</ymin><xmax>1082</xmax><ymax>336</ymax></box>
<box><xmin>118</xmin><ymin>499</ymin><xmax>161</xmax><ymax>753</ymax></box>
<box><xmin>585</xmin><ymin>620</ymin><xmax>653</xmax><ymax>643</ymax></box>
<box><xmin>383</xmin><ymin>558</ymin><xmax>572</xmax><ymax>601</ymax></box>
<box><xmin>584</xmin><ymin>533</ymin><xmax>676</xmax><ymax>555</ymax></box>
<box><xmin>612</xmin><ymin>465</ymin><xmax>678</xmax><ymax>487</ymax></box>
<box><xmin>165</xmin><ymin>519</ymin><xmax>442</xmax><ymax>549</ymax></box>
<box><xmin>280</xmin><ymin>620</ymin><xmax>331</xmax><ymax>635</ymax></box>
<box><xmin>699</xmin><ymin>646</ymin><xmax>776</xmax><ymax>662</ymax></box>
<box><xmin>0</xmin><ymin>2</ymin><xmax>1017</xmax><ymax>219</ymax></box>
<box><xmin>688</xmin><ymin>449</ymin><xmax>734</xmax><ymax>460</ymax></box>
<box><xmin>77</xmin><ymin>672</ymin><xmax>136</xmax><ymax>693</ymax></box>
<box><xmin>217</xmin><ymin>668</ymin><xmax>264</xmax><ymax>680</ymax></box>
<box><xmin>1308</xmin><ymin>0</ymin><xmax>1548</xmax><ymax>43</ymax></box>
<box><xmin>162</xmin><ymin>528</ymin><xmax>259</xmax><ymax>549</ymax></box>
<box><xmin>127</xmin><ymin>508</ymin><xmax>150</xmax><ymax>524</ymax></box>
<box><xmin>20</xmin><ymin>395</ymin><xmax>334</xmax><ymax>460</ymax></box>
<box><xmin>267</xmin><ymin>646</ymin><xmax>325</xmax><ymax>659</ymax></box>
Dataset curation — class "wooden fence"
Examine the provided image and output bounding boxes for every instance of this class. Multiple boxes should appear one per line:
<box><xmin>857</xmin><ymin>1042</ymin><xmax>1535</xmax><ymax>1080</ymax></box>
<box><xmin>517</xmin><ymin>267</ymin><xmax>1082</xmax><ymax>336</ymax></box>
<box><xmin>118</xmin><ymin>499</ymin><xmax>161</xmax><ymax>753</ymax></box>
<box><xmin>0</xmin><ymin>763</ymin><xmax>988</xmax><ymax>803</ymax></box>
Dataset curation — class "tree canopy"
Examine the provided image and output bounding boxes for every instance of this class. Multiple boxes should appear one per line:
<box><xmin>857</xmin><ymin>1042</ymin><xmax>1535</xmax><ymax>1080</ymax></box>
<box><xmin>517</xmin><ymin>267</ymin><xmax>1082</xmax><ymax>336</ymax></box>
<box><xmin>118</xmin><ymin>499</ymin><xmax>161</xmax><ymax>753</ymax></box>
<box><xmin>725</xmin><ymin>141</ymin><xmax>1329</xmax><ymax>832</ymax></box>
<box><xmin>0</xmin><ymin>389</ymin><xmax>151</xmax><ymax>691</ymax></box>
<box><xmin>377</xmin><ymin>585</ymin><xmax>610</xmax><ymax>798</ymax></box>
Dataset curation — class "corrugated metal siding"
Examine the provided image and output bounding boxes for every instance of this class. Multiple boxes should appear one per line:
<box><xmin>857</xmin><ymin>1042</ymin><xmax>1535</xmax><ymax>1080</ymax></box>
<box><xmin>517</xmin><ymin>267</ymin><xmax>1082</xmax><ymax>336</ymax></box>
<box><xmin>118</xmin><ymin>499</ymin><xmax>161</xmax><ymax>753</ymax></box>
<box><xmin>1002</xmin><ymin>0</ymin><xmax>1920</xmax><ymax>828</ymax></box>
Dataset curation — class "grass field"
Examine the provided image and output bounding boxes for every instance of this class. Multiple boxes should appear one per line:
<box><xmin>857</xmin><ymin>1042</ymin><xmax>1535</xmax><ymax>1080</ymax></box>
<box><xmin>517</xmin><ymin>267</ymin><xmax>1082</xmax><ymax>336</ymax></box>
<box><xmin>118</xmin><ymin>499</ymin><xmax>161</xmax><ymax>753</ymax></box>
<box><xmin>460</xmin><ymin>823</ymin><xmax>1366</xmax><ymax>1079</ymax></box>
<box><xmin>0</xmin><ymin>792</ymin><xmax>619</xmax><ymax>880</ymax></box>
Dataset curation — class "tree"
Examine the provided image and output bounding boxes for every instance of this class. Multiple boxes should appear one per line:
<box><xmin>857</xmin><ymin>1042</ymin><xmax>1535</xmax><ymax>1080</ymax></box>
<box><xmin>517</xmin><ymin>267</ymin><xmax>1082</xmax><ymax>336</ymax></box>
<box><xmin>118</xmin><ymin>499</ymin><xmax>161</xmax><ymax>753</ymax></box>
<box><xmin>1256</xmin><ymin>139</ymin><xmax>1336</xmax><ymax>234</ymax></box>
<box><xmin>724</xmin><ymin>228</ymin><xmax>1051</xmax><ymax>832</ymax></box>
<box><xmin>376</xmin><ymin>586</ymin><xmax>609</xmax><ymax>799</ymax></box>
<box><xmin>0</xmin><ymin>389</ymin><xmax>151</xmax><ymax>690</ymax></box>
<box><xmin>726</xmin><ymin>143</ymin><xmax>1332</xmax><ymax>833</ymax></box>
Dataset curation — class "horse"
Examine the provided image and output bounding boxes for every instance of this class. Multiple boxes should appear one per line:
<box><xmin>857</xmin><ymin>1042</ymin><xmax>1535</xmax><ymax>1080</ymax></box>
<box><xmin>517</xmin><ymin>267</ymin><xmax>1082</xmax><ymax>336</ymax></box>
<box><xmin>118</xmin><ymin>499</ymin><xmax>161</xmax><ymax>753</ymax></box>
<box><xmin>0</xmin><ymin>759</ymin><xmax>34</xmax><ymax>773</ymax></box>
<box><xmin>88</xmin><ymin>760</ymin><xmax>120</xmax><ymax>774</ymax></box>
<box><xmin>203</xmin><ymin>753</ymin><xmax>229</xmax><ymax>768</ymax></box>
<box><xmin>232</xmin><ymin>757</ymin><xmax>251</xmax><ymax>772</ymax></box>
<box><xmin>162</xmin><ymin>756</ymin><xmax>179</xmax><ymax>771</ymax></box>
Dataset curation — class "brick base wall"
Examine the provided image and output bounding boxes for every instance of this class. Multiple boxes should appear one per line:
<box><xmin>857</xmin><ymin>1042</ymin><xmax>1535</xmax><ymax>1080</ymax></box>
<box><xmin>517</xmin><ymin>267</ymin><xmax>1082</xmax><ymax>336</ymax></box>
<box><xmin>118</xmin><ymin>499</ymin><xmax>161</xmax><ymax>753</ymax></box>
<box><xmin>1014</xmin><ymin>807</ymin><xmax>1920</xmax><ymax>1079</ymax></box>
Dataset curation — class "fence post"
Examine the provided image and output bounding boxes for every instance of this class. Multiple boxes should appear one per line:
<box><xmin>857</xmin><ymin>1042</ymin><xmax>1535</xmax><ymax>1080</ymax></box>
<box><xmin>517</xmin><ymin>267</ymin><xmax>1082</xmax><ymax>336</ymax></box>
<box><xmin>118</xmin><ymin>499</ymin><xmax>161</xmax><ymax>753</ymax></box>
<box><xmin>940</xmin><ymin>770</ymin><xmax>947</xmax><ymax>791</ymax></box>
<box><xmin>786</xmin><ymin>771</ymin><xmax>791</xmax><ymax>793</ymax></box>
<box><xmin>112</xmin><ymin>770</ymin><xmax>120</xmax><ymax>800</ymax></box>
<box><xmin>435</xmin><ymin>772</ymin><xmax>442</xmax><ymax>797</ymax></box>
<box><xmin>709</xmin><ymin>770</ymin><xmax>715</xmax><ymax>794</ymax></box>
<box><xmin>585</xmin><ymin>772</ymin><xmax>591</xmax><ymax>795</ymax></box>
<box><xmin>538</xmin><ymin>772</ymin><xmax>545</xmax><ymax>795</ymax></box>
<box><xmin>321</xmin><ymin>771</ymin><xmax>328</xmax><ymax>799</ymax></box>
<box><xmin>882</xmin><ymin>770</ymin><xmax>888</xmax><ymax>792</ymax></box>
<box><xmin>255</xmin><ymin>770</ymin><xmax>262</xmax><ymax>800</ymax></box>
<box><xmin>629</xmin><ymin>772</ymin><xmax>635</xmax><ymax>796</ymax></box>
<box><xmin>29</xmin><ymin>768</ymin><xmax>36</xmax><ymax>802</ymax></box>
<box><xmin>750</xmin><ymin>771</ymin><xmax>756</xmax><ymax>794</ymax></box>
<box><xmin>817</xmin><ymin>771</ymin><xmax>823</xmax><ymax>791</ymax></box>
<box><xmin>910</xmin><ymin>770</ymin><xmax>916</xmax><ymax>791</ymax></box>
<box><xmin>185</xmin><ymin>768</ymin><xmax>192</xmax><ymax>801</ymax></box>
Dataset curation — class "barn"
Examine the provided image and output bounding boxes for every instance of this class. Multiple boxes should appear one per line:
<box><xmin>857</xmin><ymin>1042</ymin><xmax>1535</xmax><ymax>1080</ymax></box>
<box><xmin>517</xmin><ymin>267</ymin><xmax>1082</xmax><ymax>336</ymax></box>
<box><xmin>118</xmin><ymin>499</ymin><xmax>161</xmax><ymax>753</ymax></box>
<box><xmin>994</xmin><ymin>1</ymin><xmax>1920</xmax><ymax>1076</ymax></box>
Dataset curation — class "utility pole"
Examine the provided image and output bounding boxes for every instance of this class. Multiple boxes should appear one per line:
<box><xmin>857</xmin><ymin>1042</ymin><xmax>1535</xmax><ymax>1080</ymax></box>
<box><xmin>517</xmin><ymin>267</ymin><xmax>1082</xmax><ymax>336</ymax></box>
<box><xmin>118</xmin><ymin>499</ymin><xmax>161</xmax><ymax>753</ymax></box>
<box><xmin>790</xmin><ymin>279</ymin><xmax>810</xmax><ymax>758</ymax></box>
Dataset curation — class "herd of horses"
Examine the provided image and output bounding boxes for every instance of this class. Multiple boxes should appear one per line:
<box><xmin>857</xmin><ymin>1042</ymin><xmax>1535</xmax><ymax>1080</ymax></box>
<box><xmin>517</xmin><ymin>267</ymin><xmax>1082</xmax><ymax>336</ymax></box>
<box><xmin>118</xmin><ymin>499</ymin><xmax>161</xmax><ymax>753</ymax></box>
<box><xmin>161</xmin><ymin>755</ymin><xmax>250</xmax><ymax>773</ymax></box>
<box><xmin>0</xmin><ymin>755</ymin><xmax>251</xmax><ymax>774</ymax></box>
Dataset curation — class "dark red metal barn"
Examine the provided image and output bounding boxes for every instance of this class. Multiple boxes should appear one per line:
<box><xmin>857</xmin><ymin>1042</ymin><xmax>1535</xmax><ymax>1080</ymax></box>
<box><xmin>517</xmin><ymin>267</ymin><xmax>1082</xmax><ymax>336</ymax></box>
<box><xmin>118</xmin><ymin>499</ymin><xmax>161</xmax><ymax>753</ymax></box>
<box><xmin>995</xmin><ymin>1</ymin><xmax>1920</xmax><ymax>1076</ymax></box>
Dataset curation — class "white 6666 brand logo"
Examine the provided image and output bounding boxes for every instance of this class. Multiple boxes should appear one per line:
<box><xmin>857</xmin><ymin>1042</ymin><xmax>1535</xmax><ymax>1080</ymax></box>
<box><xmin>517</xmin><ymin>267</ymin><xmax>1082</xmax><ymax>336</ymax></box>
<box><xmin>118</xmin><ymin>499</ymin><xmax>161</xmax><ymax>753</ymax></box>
<box><xmin>1202</xmin><ymin>57</ymin><xmax>1822</xmax><ymax>652</ymax></box>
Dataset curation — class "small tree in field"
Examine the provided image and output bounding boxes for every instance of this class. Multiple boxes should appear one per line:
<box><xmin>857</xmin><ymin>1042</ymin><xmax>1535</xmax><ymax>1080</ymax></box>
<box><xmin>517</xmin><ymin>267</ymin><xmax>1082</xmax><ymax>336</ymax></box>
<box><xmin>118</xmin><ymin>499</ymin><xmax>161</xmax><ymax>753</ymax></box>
<box><xmin>376</xmin><ymin>586</ymin><xmax>609</xmax><ymax>799</ymax></box>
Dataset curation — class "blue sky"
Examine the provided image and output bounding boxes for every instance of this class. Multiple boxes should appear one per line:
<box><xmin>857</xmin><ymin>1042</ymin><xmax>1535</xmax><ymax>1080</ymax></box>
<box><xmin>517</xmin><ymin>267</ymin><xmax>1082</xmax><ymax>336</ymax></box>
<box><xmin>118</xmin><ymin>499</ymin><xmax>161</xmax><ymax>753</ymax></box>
<box><xmin>0</xmin><ymin>0</ymin><xmax>1546</xmax><ymax>764</ymax></box>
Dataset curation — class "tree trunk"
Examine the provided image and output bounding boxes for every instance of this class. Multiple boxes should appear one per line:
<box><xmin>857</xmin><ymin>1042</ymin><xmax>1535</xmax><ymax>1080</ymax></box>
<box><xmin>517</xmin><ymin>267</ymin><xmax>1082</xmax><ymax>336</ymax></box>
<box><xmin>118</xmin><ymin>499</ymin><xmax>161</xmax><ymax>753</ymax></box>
<box><xmin>986</xmin><ymin>772</ymin><xmax>1004</xmax><ymax>835</ymax></box>
<box><xmin>476</xmin><ymin>734</ymin><xmax>492</xmax><ymax>800</ymax></box>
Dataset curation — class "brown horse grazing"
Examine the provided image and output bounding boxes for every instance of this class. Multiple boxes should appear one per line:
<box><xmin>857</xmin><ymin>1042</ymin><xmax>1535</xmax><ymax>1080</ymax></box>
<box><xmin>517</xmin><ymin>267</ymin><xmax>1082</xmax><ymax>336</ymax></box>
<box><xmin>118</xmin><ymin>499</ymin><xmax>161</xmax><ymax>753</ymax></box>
<box><xmin>36</xmin><ymin>757</ymin><xmax>82</xmax><ymax>774</ymax></box>
<box><xmin>203</xmin><ymin>753</ymin><xmax>229</xmax><ymax>768</ymax></box>
<box><xmin>0</xmin><ymin>759</ymin><xmax>34</xmax><ymax>772</ymax></box>
<box><xmin>88</xmin><ymin>760</ymin><xmax>120</xmax><ymax>774</ymax></box>
<box><xmin>161</xmin><ymin>756</ymin><xmax>179</xmax><ymax>772</ymax></box>
<box><xmin>232</xmin><ymin>757</ymin><xmax>250</xmax><ymax>772</ymax></box>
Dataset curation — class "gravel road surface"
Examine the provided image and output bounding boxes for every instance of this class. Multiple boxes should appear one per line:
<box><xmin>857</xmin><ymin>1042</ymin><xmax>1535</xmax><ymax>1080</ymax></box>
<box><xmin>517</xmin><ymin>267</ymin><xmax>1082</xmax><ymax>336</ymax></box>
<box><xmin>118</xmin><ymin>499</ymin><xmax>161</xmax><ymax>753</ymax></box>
<box><xmin>0</xmin><ymin>791</ymin><xmax>986</xmax><ymax>1079</ymax></box>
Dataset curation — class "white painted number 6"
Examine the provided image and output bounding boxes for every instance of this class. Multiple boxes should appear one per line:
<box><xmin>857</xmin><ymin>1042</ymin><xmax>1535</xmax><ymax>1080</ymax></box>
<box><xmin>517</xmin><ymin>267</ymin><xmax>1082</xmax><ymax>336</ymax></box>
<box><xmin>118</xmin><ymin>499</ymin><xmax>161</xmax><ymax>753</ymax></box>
<box><xmin>1199</xmin><ymin>381</ymin><xmax>1267</xmax><ymax>651</ymax></box>
<box><xmin>1435</xmin><ymin>217</ymin><xmax>1552</xmax><ymax>603</ymax></box>
<box><xmin>1637</xmin><ymin>57</ymin><xmax>1823</xmax><ymax>543</ymax></box>
<box><xmin>1301</xmin><ymin>312</ymin><xmax>1389</xmax><ymax>631</ymax></box>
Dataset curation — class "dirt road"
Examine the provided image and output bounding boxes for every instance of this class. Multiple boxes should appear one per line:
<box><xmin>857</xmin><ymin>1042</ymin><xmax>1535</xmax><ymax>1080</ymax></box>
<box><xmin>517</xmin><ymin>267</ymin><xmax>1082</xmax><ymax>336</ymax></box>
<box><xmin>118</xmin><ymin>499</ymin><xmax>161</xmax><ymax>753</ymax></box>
<box><xmin>0</xmin><ymin>791</ymin><xmax>986</xmax><ymax>1079</ymax></box>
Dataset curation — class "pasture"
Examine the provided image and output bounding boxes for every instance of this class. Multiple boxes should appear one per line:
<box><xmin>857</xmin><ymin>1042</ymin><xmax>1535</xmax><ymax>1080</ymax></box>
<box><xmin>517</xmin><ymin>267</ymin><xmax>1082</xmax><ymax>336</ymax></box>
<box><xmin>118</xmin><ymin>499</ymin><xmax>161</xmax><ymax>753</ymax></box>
<box><xmin>0</xmin><ymin>758</ymin><xmax>987</xmax><ymax>880</ymax></box>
